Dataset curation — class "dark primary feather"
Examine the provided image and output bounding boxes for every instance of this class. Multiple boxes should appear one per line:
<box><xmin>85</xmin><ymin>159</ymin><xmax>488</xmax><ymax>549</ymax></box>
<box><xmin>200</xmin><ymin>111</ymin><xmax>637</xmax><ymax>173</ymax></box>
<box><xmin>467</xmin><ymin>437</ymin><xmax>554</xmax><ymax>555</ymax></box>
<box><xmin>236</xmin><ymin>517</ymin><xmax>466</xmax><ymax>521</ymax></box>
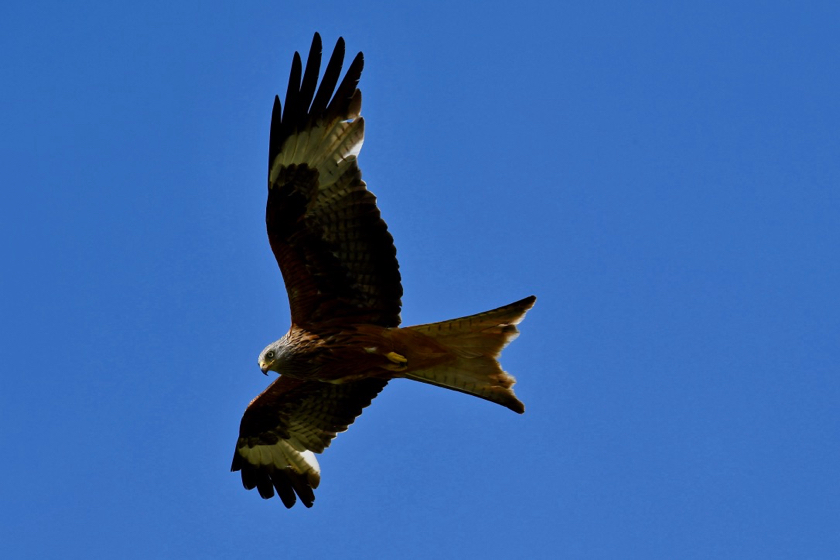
<box><xmin>266</xmin><ymin>33</ymin><xmax>402</xmax><ymax>328</ymax></box>
<box><xmin>308</xmin><ymin>36</ymin><xmax>345</xmax><ymax>119</ymax></box>
<box><xmin>231</xmin><ymin>376</ymin><xmax>388</xmax><ymax>508</ymax></box>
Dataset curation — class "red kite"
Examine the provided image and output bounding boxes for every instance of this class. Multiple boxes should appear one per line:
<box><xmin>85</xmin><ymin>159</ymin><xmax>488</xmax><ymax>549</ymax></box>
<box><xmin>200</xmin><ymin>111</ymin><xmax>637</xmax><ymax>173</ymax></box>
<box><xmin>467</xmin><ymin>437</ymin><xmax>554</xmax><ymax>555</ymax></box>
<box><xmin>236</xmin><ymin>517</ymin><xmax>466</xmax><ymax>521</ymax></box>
<box><xmin>231</xmin><ymin>33</ymin><xmax>536</xmax><ymax>508</ymax></box>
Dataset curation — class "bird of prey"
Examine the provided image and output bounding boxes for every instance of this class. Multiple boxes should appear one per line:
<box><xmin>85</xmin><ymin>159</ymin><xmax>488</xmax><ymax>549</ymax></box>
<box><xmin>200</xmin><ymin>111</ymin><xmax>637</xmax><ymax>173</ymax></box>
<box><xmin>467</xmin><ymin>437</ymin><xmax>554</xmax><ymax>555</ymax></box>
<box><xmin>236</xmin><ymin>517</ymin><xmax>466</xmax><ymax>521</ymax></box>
<box><xmin>231</xmin><ymin>33</ymin><xmax>536</xmax><ymax>508</ymax></box>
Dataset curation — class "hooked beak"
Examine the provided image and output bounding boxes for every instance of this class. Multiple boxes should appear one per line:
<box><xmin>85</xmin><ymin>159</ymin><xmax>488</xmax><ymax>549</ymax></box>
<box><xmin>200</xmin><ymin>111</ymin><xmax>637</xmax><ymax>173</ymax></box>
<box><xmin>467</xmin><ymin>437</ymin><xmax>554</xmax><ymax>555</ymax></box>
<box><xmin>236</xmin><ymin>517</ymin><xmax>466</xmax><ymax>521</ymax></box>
<box><xmin>259</xmin><ymin>363</ymin><xmax>269</xmax><ymax>375</ymax></box>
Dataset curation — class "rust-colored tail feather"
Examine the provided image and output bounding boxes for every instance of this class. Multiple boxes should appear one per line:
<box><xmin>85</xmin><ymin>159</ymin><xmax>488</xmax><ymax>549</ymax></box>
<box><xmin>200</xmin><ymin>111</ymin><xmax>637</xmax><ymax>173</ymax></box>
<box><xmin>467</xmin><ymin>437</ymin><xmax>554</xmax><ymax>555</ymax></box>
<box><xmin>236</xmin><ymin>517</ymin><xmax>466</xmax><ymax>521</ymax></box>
<box><xmin>403</xmin><ymin>296</ymin><xmax>536</xmax><ymax>413</ymax></box>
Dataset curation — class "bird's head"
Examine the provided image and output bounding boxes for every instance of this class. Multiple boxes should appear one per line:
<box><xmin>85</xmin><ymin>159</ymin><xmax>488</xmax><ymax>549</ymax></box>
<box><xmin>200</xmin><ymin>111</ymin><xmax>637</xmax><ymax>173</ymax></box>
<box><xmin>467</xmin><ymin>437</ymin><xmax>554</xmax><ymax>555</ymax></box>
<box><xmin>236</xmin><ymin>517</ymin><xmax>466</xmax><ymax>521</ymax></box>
<box><xmin>258</xmin><ymin>341</ymin><xmax>283</xmax><ymax>375</ymax></box>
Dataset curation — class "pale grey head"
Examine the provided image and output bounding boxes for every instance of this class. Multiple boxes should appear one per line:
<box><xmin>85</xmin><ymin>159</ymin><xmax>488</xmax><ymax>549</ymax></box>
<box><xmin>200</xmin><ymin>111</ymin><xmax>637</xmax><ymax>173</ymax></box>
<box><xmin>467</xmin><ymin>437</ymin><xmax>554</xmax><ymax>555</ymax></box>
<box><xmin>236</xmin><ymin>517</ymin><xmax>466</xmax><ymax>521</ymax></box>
<box><xmin>258</xmin><ymin>339</ymin><xmax>287</xmax><ymax>375</ymax></box>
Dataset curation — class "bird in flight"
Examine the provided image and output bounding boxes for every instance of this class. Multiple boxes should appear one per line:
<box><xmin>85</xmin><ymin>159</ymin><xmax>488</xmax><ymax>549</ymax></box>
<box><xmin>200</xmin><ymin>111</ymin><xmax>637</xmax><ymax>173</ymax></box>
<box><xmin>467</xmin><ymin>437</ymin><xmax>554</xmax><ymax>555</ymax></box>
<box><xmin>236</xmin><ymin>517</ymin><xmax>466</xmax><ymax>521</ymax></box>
<box><xmin>231</xmin><ymin>33</ymin><xmax>536</xmax><ymax>508</ymax></box>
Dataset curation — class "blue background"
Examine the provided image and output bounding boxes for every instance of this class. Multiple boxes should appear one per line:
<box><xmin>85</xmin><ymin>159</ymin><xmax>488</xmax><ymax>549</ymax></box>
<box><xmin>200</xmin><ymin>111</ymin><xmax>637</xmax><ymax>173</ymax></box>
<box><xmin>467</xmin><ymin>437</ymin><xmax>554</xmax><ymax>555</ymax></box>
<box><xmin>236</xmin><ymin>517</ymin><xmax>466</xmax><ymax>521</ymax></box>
<box><xmin>2</xmin><ymin>1</ymin><xmax>838</xmax><ymax>558</ymax></box>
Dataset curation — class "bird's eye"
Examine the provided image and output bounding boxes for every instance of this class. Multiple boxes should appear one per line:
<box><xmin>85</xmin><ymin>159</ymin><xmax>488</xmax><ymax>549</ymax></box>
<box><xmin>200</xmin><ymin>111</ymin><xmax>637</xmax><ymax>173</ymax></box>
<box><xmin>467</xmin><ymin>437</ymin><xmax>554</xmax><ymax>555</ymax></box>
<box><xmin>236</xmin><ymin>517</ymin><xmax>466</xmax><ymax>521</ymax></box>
<box><xmin>266</xmin><ymin>350</ymin><xmax>275</xmax><ymax>360</ymax></box>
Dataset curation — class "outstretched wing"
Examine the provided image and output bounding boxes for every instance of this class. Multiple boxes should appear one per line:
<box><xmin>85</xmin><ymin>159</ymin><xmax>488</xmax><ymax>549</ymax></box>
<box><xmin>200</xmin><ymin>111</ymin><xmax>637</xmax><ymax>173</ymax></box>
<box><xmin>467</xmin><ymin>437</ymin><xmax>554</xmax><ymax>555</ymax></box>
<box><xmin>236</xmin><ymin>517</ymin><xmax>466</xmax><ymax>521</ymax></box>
<box><xmin>267</xmin><ymin>33</ymin><xmax>402</xmax><ymax>329</ymax></box>
<box><xmin>231</xmin><ymin>376</ymin><xmax>388</xmax><ymax>508</ymax></box>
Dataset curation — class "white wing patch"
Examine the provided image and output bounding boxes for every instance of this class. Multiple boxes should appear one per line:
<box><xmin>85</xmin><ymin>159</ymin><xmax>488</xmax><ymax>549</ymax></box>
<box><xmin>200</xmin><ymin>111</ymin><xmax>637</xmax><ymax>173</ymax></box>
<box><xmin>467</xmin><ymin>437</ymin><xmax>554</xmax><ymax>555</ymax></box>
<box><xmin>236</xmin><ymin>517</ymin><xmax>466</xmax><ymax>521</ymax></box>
<box><xmin>238</xmin><ymin>440</ymin><xmax>321</xmax><ymax>488</ymax></box>
<box><xmin>269</xmin><ymin>116</ymin><xmax>365</xmax><ymax>194</ymax></box>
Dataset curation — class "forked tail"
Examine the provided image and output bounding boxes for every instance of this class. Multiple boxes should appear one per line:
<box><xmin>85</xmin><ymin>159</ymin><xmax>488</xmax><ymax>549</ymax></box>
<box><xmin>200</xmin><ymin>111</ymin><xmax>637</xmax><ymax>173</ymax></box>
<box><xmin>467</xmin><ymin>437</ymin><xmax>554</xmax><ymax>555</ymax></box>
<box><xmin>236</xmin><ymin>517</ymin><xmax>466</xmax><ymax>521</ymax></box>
<box><xmin>403</xmin><ymin>295</ymin><xmax>536</xmax><ymax>413</ymax></box>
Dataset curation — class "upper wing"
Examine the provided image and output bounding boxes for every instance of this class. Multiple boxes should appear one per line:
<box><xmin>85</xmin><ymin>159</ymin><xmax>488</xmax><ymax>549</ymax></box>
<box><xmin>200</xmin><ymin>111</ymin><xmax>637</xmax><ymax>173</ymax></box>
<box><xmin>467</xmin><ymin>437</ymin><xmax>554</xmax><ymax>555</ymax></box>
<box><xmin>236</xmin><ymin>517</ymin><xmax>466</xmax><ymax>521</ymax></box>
<box><xmin>267</xmin><ymin>33</ymin><xmax>402</xmax><ymax>329</ymax></box>
<box><xmin>231</xmin><ymin>375</ymin><xmax>388</xmax><ymax>508</ymax></box>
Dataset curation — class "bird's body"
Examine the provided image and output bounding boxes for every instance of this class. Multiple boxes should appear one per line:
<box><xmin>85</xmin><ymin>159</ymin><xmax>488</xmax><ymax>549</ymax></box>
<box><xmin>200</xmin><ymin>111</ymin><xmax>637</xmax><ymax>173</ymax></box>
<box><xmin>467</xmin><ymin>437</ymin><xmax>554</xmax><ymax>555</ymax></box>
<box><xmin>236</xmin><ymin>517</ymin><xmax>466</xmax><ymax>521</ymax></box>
<box><xmin>262</xmin><ymin>301</ymin><xmax>533</xmax><ymax>397</ymax></box>
<box><xmin>261</xmin><ymin>323</ymin><xmax>426</xmax><ymax>384</ymax></box>
<box><xmin>231</xmin><ymin>33</ymin><xmax>536</xmax><ymax>508</ymax></box>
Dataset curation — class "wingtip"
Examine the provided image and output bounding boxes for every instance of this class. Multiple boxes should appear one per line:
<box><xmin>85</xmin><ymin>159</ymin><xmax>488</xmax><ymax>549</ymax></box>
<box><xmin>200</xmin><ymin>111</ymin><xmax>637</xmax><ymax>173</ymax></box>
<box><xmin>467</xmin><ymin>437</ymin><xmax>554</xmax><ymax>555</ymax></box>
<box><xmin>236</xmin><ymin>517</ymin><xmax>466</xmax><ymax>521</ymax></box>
<box><xmin>307</xmin><ymin>33</ymin><xmax>323</xmax><ymax>68</ymax></box>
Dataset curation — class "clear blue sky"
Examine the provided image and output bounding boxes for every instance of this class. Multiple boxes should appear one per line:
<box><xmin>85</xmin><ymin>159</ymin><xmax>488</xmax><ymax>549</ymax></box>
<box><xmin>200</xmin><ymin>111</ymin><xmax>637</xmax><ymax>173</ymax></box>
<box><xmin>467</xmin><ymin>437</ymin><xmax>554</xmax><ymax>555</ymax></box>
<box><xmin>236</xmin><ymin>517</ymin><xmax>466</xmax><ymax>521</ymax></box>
<box><xmin>2</xmin><ymin>1</ymin><xmax>838</xmax><ymax>558</ymax></box>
